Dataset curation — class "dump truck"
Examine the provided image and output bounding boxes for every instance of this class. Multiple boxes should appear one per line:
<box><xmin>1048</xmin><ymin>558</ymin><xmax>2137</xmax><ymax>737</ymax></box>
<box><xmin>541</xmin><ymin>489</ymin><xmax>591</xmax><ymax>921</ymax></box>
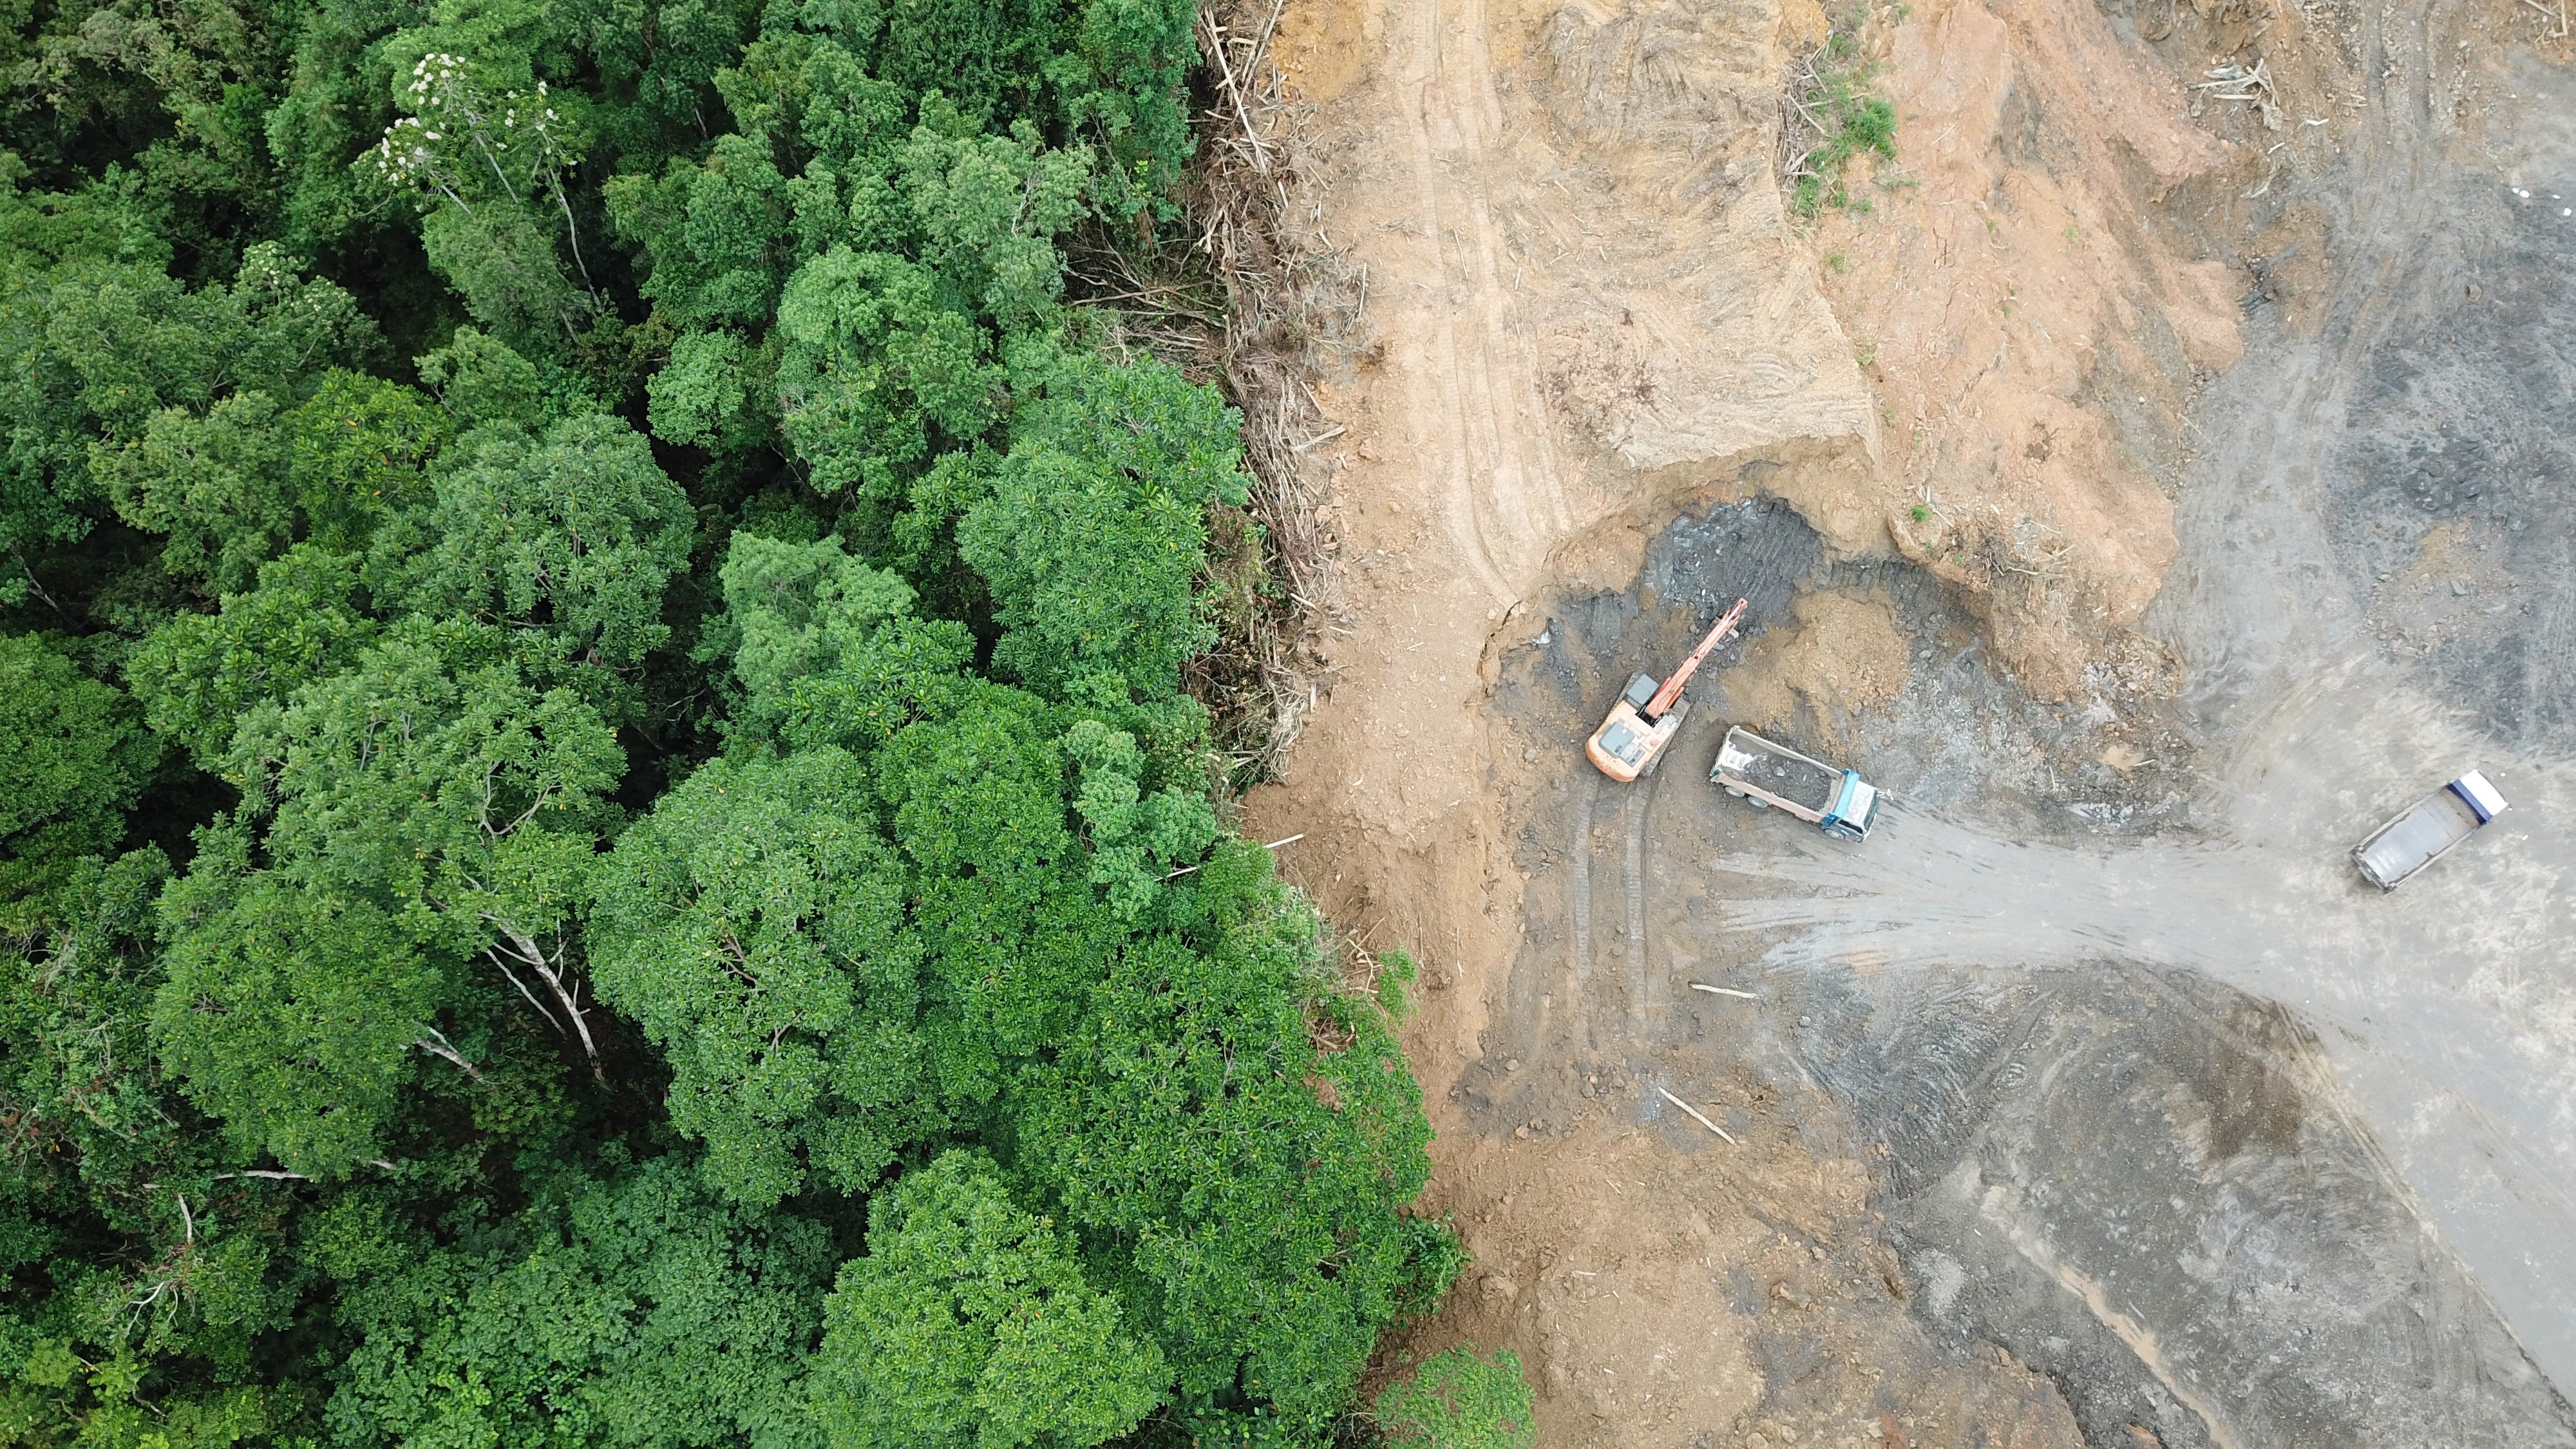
<box><xmin>1584</xmin><ymin>599</ymin><xmax>1748</xmax><ymax>782</ymax></box>
<box><xmin>2351</xmin><ymin>770</ymin><xmax>2508</xmax><ymax>890</ymax></box>
<box><xmin>1710</xmin><ymin>726</ymin><xmax>1882</xmax><ymax>842</ymax></box>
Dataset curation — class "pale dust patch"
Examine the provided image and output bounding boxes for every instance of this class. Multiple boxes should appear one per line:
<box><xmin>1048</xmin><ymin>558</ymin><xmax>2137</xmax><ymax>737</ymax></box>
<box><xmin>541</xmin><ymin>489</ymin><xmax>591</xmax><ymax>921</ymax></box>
<box><xmin>1274</xmin><ymin>0</ymin><xmax>1371</xmax><ymax>101</ymax></box>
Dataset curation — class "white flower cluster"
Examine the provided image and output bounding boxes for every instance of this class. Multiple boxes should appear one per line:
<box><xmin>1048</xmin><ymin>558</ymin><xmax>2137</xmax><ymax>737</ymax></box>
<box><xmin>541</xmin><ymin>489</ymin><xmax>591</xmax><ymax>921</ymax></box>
<box><xmin>371</xmin><ymin>52</ymin><xmax>573</xmax><ymax>205</ymax></box>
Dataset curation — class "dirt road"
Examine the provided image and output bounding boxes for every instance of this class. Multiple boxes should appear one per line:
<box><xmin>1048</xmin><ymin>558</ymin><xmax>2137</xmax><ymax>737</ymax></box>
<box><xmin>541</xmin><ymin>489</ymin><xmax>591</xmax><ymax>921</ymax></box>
<box><xmin>1248</xmin><ymin>0</ymin><xmax>2576</xmax><ymax>1440</ymax></box>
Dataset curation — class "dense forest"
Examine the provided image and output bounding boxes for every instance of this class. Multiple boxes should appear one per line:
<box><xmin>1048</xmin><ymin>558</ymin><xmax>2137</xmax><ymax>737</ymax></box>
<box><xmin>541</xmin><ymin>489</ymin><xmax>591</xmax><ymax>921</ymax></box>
<box><xmin>0</xmin><ymin>0</ymin><xmax>1523</xmax><ymax>1442</ymax></box>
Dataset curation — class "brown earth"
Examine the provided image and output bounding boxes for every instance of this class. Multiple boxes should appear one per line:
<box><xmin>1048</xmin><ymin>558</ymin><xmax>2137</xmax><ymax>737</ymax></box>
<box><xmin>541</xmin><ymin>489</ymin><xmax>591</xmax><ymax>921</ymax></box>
<box><xmin>1240</xmin><ymin>0</ymin><xmax>2571</xmax><ymax>1440</ymax></box>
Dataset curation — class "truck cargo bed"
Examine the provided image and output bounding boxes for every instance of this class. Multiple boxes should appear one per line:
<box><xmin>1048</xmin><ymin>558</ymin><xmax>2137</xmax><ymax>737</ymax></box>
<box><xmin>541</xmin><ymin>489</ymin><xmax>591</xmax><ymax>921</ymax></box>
<box><xmin>1712</xmin><ymin>730</ymin><xmax>1841</xmax><ymax>816</ymax></box>
<box><xmin>2353</xmin><ymin>772</ymin><xmax>2506</xmax><ymax>889</ymax></box>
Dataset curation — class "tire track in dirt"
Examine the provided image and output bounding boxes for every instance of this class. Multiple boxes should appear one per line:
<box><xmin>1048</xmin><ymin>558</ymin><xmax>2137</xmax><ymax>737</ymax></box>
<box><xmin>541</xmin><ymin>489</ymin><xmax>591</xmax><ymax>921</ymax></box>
<box><xmin>1723</xmin><ymin>683</ymin><xmax>2576</xmax><ymax>1399</ymax></box>
<box><xmin>1622</xmin><ymin>781</ymin><xmax>1649</xmax><ymax>1010</ymax></box>
<box><xmin>1566</xmin><ymin>769</ymin><xmax>1599</xmax><ymax>1034</ymax></box>
<box><xmin>1391</xmin><ymin>0</ymin><xmax>1575</xmax><ymax>605</ymax></box>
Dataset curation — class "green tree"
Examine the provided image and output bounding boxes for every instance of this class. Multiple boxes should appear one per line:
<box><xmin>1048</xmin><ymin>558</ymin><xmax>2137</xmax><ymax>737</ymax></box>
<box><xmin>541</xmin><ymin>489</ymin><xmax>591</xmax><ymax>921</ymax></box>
<box><xmin>772</xmin><ymin>245</ymin><xmax>997</xmax><ymax>501</ymax></box>
<box><xmin>701</xmin><ymin>531</ymin><xmax>920</xmax><ymax>741</ymax></box>
<box><xmin>370</xmin><ymin>49</ymin><xmax>602</xmax><ymax>348</ymax></box>
<box><xmin>1374</xmin><ymin>1349</ymin><xmax>1539</xmax><ymax>1449</ymax></box>
<box><xmin>152</xmin><ymin>840</ymin><xmax>447</xmax><ymax>1175</ymax></box>
<box><xmin>389</xmin><ymin>412</ymin><xmax>694</xmax><ymax>670</ymax></box>
<box><xmin>90</xmin><ymin>390</ymin><xmax>299</xmax><ymax>594</ymax></box>
<box><xmin>0</xmin><ymin>243</ymin><xmax>377</xmax><ymax>600</ymax></box>
<box><xmin>812</xmin><ymin>1150</ymin><xmax>1164</xmax><ymax>1449</ymax></box>
<box><xmin>587</xmin><ymin>746</ymin><xmax>934</xmax><ymax>1206</ymax></box>
<box><xmin>153</xmin><ymin>618</ymin><xmax>624</xmax><ymax>1173</ymax></box>
<box><xmin>1010</xmin><ymin>842</ymin><xmax>1447</xmax><ymax>1439</ymax></box>
<box><xmin>960</xmin><ymin>343</ymin><xmax>1248</xmax><ymax>700</ymax></box>
<box><xmin>127</xmin><ymin>547</ymin><xmax>379</xmax><ymax>770</ymax></box>
<box><xmin>323</xmin><ymin>1157</ymin><xmax>834</xmax><ymax>1449</ymax></box>
<box><xmin>0</xmin><ymin>634</ymin><xmax>156</xmax><ymax>920</ymax></box>
<box><xmin>287</xmin><ymin>368</ymin><xmax>455</xmax><ymax>551</ymax></box>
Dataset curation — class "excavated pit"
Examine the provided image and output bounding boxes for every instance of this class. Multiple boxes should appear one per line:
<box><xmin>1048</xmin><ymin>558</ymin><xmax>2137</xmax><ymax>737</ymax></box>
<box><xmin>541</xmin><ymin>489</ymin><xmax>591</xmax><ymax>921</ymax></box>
<box><xmin>1247</xmin><ymin>0</ymin><xmax>2576</xmax><ymax>1439</ymax></box>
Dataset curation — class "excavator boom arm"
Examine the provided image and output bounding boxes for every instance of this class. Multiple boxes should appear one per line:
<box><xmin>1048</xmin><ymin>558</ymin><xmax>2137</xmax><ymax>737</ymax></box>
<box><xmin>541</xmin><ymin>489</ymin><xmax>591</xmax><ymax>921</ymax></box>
<box><xmin>1643</xmin><ymin>597</ymin><xmax>1748</xmax><ymax>717</ymax></box>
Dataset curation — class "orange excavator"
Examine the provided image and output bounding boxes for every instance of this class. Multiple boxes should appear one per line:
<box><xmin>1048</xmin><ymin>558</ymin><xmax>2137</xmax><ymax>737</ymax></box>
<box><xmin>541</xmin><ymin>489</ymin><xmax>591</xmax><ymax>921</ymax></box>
<box><xmin>1584</xmin><ymin>598</ymin><xmax>1748</xmax><ymax>782</ymax></box>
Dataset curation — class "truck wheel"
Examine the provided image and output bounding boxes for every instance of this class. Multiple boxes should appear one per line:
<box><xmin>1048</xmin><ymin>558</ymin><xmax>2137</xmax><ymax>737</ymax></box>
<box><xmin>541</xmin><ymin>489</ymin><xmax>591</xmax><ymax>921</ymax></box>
<box><xmin>1721</xmin><ymin>786</ymin><xmax>1743</xmax><ymax>798</ymax></box>
<box><xmin>1748</xmin><ymin>797</ymin><xmax>1769</xmax><ymax>810</ymax></box>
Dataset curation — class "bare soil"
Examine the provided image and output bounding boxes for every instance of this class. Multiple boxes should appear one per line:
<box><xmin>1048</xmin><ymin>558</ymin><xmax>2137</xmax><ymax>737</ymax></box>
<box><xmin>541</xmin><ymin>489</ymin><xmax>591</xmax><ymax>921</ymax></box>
<box><xmin>1242</xmin><ymin>0</ymin><xmax>2576</xmax><ymax>1442</ymax></box>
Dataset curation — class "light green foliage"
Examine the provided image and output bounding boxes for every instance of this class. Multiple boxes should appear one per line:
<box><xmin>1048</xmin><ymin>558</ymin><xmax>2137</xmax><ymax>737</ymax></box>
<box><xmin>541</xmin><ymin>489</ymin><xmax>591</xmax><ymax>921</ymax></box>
<box><xmin>865</xmin><ymin>687</ymin><xmax>1104</xmax><ymax>1085</ymax></box>
<box><xmin>1789</xmin><ymin>32</ymin><xmax>1897</xmax><ymax>218</ymax></box>
<box><xmin>772</xmin><ymin>245</ymin><xmax>997</xmax><ymax>498</ymax></box>
<box><xmin>394</xmin><ymin>413</ymin><xmax>694</xmax><ymax>668</ymax></box>
<box><xmin>0</xmin><ymin>635</ymin><xmax>155</xmax><ymax>918</ymax></box>
<box><xmin>290</xmin><ymin>369</ymin><xmax>457</xmax><ymax>547</ymax></box>
<box><xmin>813</xmin><ymin>1151</ymin><xmax>1164</xmax><ymax>1449</ymax></box>
<box><xmin>1374</xmin><ymin>1349</ymin><xmax>1539</xmax><ymax>1449</ymax></box>
<box><xmin>92</xmin><ymin>391</ymin><xmax>298</xmax><ymax>592</ymax></box>
<box><xmin>325</xmin><ymin>1157</ymin><xmax>834</xmax><ymax>1449</ymax></box>
<box><xmin>960</xmin><ymin>343</ymin><xmax>1249</xmax><ymax>699</ymax></box>
<box><xmin>898</xmin><ymin>111</ymin><xmax>1092</xmax><ymax>328</ymax></box>
<box><xmin>153</xmin><ymin>840</ymin><xmax>445</xmax><ymax>1174</ymax></box>
<box><xmin>605</xmin><ymin>133</ymin><xmax>814</xmax><ymax>334</ymax></box>
<box><xmin>413</xmin><ymin>327</ymin><xmax>551</xmax><ymax>428</ymax></box>
<box><xmin>222</xmin><ymin>618</ymin><xmax>621</xmax><ymax>889</ymax></box>
<box><xmin>1374</xmin><ymin>945</ymin><xmax>1419</xmax><ymax>1021</ymax></box>
<box><xmin>713</xmin><ymin>532</ymin><xmax>918</xmax><ymax>737</ymax></box>
<box><xmin>97</xmin><ymin>365</ymin><xmax>451</xmax><ymax>594</ymax></box>
<box><xmin>647</xmin><ymin>327</ymin><xmax>764</xmax><ymax>450</ymax></box>
<box><xmin>1063</xmin><ymin>717</ymin><xmax>1217</xmax><ymax>921</ymax></box>
<box><xmin>128</xmin><ymin>547</ymin><xmax>379</xmax><ymax>769</ymax></box>
<box><xmin>588</xmin><ymin>747</ymin><xmax>933</xmax><ymax>1206</ymax></box>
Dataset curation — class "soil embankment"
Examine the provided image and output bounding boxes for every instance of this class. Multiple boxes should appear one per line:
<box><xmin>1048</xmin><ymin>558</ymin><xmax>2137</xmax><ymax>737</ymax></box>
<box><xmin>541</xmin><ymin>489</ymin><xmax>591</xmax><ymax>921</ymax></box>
<box><xmin>1242</xmin><ymin>0</ymin><xmax>2576</xmax><ymax>1441</ymax></box>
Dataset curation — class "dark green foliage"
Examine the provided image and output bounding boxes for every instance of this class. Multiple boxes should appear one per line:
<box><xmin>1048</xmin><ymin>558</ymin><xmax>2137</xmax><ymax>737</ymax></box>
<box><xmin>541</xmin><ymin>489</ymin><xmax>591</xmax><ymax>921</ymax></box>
<box><xmin>0</xmin><ymin>240</ymin><xmax>379</xmax><ymax>598</ymax></box>
<box><xmin>0</xmin><ymin>634</ymin><xmax>156</xmax><ymax>921</ymax></box>
<box><xmin>962</xmin><ymin>340</ymin><xmax>1247</xmax><ymax>699</ymax></box>
<box><xmin>323</xmin><ymin>1157</ymin><xmax>833</xmax><ymax>1449</ymax></box>
<box><xmin>128</xmin><ymin>547</ymin><xmax>379</xmax><ymax>769</ymax></box>
<box><xmin>1012</xmin><ymin>844</ymin><xmax>1441</xmax><ymax>1435</ymax></box>
<box><xmin>0</xmin><ymin>0</ymin><xmax>1455</xmax><ymax>1441</ymax></box>
<box><xmin>153</xmin><ymin>616</ymin><xmax>623</xmax><ymax>1172</ymax></box>
<box><xmin>154</xmin><ymin>842</ymin><xmax>448</xmax><ymax>1173</ymax></box>
<box><xmin>589</xmin><ymin>745</ymin><xmax>938</xmax><ymax>1206</ymax></box>
<box><xmin>388</xmin><ymin>411</ymin><xmax>694</xmax><ymax>668</ymax></box>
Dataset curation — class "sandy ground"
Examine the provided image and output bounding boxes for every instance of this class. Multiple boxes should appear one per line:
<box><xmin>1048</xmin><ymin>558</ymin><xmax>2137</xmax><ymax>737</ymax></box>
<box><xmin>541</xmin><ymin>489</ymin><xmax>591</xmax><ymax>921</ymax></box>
<box><xmin>1244</xmin><ymin>0</ymin><xmax>2576</xmax><ymax>1441</ymax></box>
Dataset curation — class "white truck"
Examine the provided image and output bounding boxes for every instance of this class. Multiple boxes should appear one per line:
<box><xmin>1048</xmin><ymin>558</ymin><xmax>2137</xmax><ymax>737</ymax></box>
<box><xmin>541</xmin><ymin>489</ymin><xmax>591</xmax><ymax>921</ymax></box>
<box><xmin>2351</xmin><ymin>770</ymin><xmax>2508</xmax><ymax>890</ymax></box>
<box><xmin>1711</xmin><ymin>726</ymin><xmax>1882</xmax><ymax>842</ymax></box>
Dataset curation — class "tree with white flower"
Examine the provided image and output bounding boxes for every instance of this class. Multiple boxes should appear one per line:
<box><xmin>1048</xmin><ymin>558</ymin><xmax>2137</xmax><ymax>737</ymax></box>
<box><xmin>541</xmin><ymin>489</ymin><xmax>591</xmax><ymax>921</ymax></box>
<box><xmin>372</xmin><ymin>52</ymin><xmax>603</xmax><ymax>338</ymax></box>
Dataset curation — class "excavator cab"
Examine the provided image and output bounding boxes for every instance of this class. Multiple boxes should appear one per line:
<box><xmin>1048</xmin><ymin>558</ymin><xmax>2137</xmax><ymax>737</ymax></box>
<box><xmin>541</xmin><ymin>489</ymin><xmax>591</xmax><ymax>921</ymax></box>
<box><xmin>1584</xmin><ymin>600</ymin><xmax>1747</xmax><ymax>782</ymax></box>
<box><xmin>1585</xmin><ymin>694</ymin><xmax>1690</xmax><ymax>781</ymax></box>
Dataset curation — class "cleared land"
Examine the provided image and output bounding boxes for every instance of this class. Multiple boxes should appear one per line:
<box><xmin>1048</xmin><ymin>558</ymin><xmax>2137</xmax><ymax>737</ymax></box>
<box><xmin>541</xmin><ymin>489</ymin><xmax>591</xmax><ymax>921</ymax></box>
<box><xmin>1246</xmin><ymin>0</ymin><xmax>2576</xmax><ymax>1441</ymax></box>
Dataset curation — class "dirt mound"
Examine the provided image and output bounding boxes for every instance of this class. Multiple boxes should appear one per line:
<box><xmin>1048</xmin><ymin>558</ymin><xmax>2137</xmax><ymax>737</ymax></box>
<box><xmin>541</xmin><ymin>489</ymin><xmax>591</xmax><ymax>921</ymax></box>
<box><xmin>1725</xmin><ymin>589</ymin><xmax>1915</xmax><ymax>745</ymax></box>
<box><xmin>1798</xmin><ymin>0</ymin><xmax>2253</xmax><ymax>699</ymax></box>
